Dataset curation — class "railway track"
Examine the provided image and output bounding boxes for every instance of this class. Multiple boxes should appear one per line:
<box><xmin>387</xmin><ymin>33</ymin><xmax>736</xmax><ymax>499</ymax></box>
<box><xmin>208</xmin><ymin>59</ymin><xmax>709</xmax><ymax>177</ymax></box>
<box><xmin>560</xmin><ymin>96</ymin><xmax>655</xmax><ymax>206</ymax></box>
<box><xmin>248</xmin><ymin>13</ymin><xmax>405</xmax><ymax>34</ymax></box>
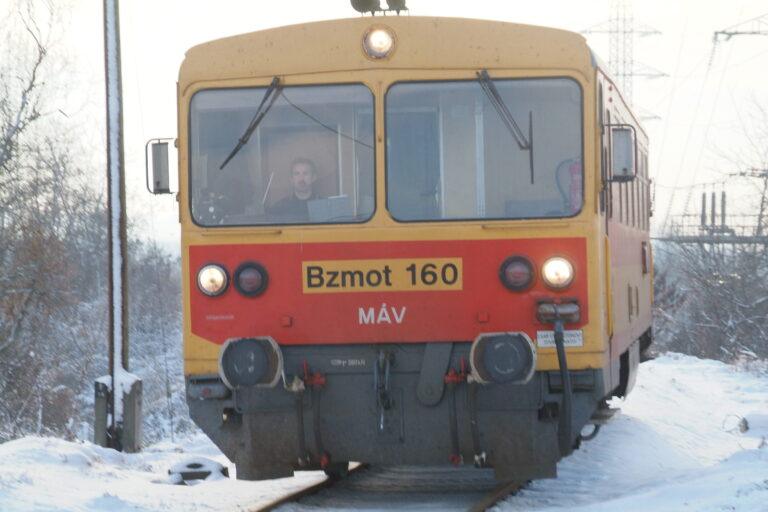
<box><xmin>254</xmin><ymin>465</ymin><xmax>525</xmax><ymax>512</ymax></box>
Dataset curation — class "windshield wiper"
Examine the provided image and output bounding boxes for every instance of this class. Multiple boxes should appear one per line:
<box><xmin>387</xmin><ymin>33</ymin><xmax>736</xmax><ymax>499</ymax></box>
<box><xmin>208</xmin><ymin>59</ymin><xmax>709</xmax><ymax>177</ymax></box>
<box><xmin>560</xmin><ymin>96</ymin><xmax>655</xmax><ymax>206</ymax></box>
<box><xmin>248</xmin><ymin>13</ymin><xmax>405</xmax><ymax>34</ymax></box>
<box><xmin>219</xmin><ymin>76</ymin><xmax>283</xmax><ymax>170</ymax></box>
<box><xmin>476</xmin><ymin>69</ymin><xmax>535</xmax><ymax>183</ymax></box>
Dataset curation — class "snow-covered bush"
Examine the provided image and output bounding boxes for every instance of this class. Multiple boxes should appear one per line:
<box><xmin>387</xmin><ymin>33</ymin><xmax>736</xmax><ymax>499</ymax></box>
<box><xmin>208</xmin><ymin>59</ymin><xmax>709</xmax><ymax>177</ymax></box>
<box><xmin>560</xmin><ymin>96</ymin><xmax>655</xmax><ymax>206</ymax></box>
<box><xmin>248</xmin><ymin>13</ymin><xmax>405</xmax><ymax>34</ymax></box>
<box><xmin>653</xmin><ymin>241</ymin><xmax>768</xmax><ymax>362</ymax></box>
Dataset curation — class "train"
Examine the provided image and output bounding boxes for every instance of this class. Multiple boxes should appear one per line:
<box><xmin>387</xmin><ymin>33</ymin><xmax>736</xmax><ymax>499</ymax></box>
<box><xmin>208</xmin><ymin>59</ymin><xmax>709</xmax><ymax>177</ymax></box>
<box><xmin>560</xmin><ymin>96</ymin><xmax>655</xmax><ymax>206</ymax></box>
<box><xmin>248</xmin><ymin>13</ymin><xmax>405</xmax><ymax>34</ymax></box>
<box><xmin>148</xmin><ymin>11</ymin><xmax>653</xmax><ymax>482</ymax></box>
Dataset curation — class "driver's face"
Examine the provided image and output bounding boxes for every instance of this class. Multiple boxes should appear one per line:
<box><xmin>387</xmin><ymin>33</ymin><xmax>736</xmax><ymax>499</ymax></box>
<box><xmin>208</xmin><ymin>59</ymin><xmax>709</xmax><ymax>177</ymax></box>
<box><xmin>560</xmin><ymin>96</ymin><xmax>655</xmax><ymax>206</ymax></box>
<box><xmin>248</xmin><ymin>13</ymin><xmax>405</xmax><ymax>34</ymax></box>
<box><xmin>291</xmin><ymin>163</ymin><xmax>316</xmax><ymax>193</ymax></box>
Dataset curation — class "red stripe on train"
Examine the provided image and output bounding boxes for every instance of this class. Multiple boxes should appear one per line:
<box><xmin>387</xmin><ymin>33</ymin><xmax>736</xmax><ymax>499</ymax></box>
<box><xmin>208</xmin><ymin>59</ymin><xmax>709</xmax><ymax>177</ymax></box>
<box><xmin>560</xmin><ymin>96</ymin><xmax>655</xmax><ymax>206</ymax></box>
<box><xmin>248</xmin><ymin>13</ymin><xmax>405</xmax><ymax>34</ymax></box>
<box><xmin>189</xmin><ymin>238</ymin><xmax>588</xmax><ymax>345</ymax></box>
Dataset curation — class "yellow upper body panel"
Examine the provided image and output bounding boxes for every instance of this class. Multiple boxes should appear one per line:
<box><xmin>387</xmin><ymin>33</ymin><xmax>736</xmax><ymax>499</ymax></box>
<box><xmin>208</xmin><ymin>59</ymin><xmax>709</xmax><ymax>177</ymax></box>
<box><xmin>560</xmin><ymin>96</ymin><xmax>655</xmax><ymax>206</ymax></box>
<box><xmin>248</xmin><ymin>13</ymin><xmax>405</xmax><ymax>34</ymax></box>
<box><xmin>179</xmin><ymin>17</ymin><xmax>594</xmax><ymax>92</ymax></box>
<box><xmin>176</xmin><ymin>16</ymin><xmax>602</xmax><ymax>236</ymax></box>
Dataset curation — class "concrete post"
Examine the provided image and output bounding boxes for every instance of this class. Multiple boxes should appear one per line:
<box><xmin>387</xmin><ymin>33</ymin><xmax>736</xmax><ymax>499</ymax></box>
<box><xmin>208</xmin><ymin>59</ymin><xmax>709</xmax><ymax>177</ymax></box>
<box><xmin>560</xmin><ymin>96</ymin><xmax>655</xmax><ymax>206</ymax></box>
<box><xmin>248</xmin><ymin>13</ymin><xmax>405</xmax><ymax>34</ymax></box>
<box><xmin>122</xmin><ymin>379</ymin><xmax>143</xmax><ymax>453</ymax></box>
<box><xmin>94</xmin><ymin>381</ymin><xmax>110</xmax><ymax>447</ymax></box>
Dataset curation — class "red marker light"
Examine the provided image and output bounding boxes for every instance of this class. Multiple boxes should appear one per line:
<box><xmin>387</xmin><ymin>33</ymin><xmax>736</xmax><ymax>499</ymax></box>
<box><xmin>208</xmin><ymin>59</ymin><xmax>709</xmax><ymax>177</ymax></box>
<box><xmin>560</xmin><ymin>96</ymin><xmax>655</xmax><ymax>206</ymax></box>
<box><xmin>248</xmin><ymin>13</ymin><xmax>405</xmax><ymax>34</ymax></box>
<box><xmin>499</xmin><ymin>256</ymin><xmax>535</xmax><ymax>291</ymax></box>
<box><xmin>234</xmin><ymin>262</ymin><xmax>269</xmax><ymax>297</ymax></box>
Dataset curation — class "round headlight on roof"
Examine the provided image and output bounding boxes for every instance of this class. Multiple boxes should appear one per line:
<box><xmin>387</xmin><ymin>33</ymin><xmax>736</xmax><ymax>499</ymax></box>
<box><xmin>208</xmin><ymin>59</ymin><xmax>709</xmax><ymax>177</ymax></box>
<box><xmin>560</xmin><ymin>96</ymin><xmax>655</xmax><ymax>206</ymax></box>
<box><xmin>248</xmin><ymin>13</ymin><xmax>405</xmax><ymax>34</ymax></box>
<box><xmin>197</xmin><ymin>264</ymin><xmax>229</xmax><ymax>296</ymax></box>
<box><xmin>363</xmin><ymin>26</ymin><xmax>396</xmax><ymax>59</ymax></box>
<box><xmin>541</xmin><ymin>257</ymin><xmax>574</xmax><ymax>289</ymax></box>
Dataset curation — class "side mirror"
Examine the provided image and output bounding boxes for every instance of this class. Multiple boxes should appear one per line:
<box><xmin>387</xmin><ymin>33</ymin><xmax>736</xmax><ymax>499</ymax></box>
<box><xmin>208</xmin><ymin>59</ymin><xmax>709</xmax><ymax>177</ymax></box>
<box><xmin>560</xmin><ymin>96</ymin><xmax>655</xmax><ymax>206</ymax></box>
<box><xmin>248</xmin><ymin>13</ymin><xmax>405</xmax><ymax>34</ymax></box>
<box><xmin>145</xmin><ymin>138</ymin><xmax>174</xmax><ymax>194</ymax></box>
<box><xmin>610</xmin><ymin>126</ymin><xmax>636</xmax><ymax>182</ymax></box>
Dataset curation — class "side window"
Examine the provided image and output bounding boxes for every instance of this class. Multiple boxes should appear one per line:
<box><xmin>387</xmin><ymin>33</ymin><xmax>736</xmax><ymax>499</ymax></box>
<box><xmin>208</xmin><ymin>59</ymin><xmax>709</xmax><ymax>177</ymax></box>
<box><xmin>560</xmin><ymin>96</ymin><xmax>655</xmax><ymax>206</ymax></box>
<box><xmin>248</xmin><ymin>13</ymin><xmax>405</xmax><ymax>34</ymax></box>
<box><xmin>621</xmin><ymin>182</ymin><xmax>627</xmax><ymax>224</ymax></box>
<box><xmin>618</xmin><ymin>182</ymin><xmax>624</xmax><ymax>223</ymax></box>
<box><xmin>642</xmin><ymin>151</ymin><xmax>649</xmax><ymax>230</ymax></box>
<box><xmin>606</xmin><ymin>110</ymin><xmax>614</xmax><ymax>219</ymax></box>
<box><xmin>632</xmin><ymin>178</ymin><xmax>637</xmax><ymax>227</ymax></box>
<box><xmin>599</xmin><ymin>85</ymin><xmax>606</xmax><ymax>213</ymax></box>
<box><xmin>627</xmin><ymin>182</ymin><xmax>631</xmax><ymax>225</ymax></box>
<box><xmin>644</xmin><ymin>185</ymin><xmax>648</xmax><ymax>230</ymax></box>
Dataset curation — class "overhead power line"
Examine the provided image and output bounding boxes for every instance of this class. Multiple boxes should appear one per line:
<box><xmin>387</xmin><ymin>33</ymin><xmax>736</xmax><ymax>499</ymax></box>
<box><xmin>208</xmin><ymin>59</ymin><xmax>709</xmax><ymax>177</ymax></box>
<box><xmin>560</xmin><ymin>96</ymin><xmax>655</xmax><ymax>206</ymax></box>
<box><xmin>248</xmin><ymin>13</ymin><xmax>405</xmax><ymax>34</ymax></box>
<box><xmin>709</xmin><ymin>13</ymin><xmax>768</xmax><ymax>67</ymax></box>
<box><xmin>714</xmin><ymin>13</ymin><xmax>768</xmax><ymax>42</ymax></box>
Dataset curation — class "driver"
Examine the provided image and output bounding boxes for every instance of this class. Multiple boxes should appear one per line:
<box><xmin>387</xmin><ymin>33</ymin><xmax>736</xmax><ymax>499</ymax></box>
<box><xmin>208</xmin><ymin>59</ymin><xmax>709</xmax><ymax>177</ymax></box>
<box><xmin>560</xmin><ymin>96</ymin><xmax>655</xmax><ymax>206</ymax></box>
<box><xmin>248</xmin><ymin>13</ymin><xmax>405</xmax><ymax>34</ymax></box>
<box><xmin>267</xmin><ymin>157</ymin><xmax>319</xmax><ymax>221</ymax></box>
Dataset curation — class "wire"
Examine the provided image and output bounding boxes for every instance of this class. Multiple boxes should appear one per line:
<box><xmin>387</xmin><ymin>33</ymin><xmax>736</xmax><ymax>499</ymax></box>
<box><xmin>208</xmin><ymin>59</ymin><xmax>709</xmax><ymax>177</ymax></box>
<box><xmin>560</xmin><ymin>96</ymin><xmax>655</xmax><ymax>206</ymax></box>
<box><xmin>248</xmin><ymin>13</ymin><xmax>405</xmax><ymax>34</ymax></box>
<box><xmin>280</xmin><ymin>93</ymin><xmax>374</xmax><ymax>150</ymax></box>
<box><xmin>662</xmin><ymin>5</ymin><xmax>748</xmax><ymax>235</ymax></box>
<box><xmin>659</xmin><ymin>43</ymin><xmax>736</xmax><ymax>234</ymax></box>
<box><xmin>680</xmin><ymin>39</ymin><xmax>736</xmax><ymax>217</ymax></box>
<box><xmin>655</xmin><ymin>180</ymin><xmax>727</xmax><ymax>190</ymax></box>
<box><xmin>652</xmin><ymin>0</ymin><xmax>692</xmax><ymax>175</ymax></box>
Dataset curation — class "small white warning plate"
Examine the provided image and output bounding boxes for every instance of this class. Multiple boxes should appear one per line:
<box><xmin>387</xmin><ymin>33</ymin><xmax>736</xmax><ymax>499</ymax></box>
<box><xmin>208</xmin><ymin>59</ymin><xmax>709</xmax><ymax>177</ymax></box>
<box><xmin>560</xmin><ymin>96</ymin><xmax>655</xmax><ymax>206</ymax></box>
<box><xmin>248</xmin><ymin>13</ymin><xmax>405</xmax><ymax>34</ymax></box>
<box><xmin>536</xmin><ymin>330</ymin><xmax>584</xmax><ymax>348</ymax></box>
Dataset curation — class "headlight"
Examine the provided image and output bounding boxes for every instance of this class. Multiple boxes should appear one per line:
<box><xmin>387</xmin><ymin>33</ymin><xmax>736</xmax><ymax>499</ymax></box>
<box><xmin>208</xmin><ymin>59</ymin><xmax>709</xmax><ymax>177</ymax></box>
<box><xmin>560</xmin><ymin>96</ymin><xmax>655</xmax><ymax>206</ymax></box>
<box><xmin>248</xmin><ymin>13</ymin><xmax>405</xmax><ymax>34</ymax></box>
<box><xmin>541</xmin><ymin>257</ymin><xmax>574</xmax><ymax>289</ymax></box>
<box><xmin>197</xmin><ymin>264</ymin><xmax>229</xmax><ymax>296</ymax></box>
<box><xmin>363</xmin><ymin>26</ymin><xmax>395</xmax><ymax>59</ymax></box>
<box><xmin>234</xmin><ymin>262</ymin><xmax>268</xmax><ymax>297</ymax></box>
<box><xmin>499</xmin><ymin>256</ymin><xmax>535</xmax><ymax>291</ymax></box>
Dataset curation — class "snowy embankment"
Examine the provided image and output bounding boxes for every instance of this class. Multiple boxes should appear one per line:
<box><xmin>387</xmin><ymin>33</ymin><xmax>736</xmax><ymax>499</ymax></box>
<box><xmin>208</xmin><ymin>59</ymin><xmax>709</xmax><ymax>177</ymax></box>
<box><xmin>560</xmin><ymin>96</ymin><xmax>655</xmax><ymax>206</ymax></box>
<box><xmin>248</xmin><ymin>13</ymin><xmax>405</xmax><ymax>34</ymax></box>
<box><xmin>0</xmin><ymin>353</ymin><xmax>766</xmax><ymax>512</ymax></box>
<box><xmin>497</xmin><ymin>354</ymin><xmax>768</xmax><ymax>512</ymax></box>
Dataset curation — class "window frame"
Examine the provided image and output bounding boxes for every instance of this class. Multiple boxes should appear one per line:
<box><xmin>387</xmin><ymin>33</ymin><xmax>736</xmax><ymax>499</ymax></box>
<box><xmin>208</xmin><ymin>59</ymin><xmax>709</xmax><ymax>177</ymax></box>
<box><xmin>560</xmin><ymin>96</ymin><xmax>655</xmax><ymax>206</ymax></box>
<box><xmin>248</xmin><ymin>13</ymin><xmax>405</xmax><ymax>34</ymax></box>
<box><xmin>383</xmin><ymin>76</ymin><xmax>585</xmax><ymax>224</ymax></box>
<box><xmin>187</xmin><ymin>82</ymin><xmax>377</xmax><ymax>228</ymax></box>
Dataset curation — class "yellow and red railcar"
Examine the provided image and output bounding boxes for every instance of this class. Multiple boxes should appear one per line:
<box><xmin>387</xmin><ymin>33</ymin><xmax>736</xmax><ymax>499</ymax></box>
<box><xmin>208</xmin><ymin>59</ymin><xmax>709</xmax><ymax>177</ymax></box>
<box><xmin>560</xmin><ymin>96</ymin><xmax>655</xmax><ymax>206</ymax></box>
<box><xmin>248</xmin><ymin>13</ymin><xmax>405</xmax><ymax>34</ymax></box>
<box><xmin>157</xmin><ymin>15</ymin><xmax>653</xmax><ymax>481</ymax></box>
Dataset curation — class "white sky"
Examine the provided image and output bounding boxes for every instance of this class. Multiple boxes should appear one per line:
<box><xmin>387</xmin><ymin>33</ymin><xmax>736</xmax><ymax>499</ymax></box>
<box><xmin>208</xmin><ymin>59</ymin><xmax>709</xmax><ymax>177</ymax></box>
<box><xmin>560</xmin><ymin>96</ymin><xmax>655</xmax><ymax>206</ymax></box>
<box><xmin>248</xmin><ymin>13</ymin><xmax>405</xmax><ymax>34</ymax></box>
<box><xmin>33</xmin><ymin>0</ymin><xmax>768</xmax><ymax>247</ymax></box>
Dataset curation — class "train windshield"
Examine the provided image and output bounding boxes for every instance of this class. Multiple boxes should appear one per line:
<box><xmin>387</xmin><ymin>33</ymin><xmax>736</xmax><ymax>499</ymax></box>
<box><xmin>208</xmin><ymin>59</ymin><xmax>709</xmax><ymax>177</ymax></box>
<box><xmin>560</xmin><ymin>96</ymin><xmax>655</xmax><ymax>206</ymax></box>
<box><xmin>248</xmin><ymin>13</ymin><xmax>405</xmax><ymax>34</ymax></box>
<box><xmin>189</xmin><ymin>84</ymin><xmax>375</xmax><ymax>226</ymax></box>
<box><xmin>385</xmin><ymin>77</ymin><xmax>583</xmax><ymax>222</ymax></box>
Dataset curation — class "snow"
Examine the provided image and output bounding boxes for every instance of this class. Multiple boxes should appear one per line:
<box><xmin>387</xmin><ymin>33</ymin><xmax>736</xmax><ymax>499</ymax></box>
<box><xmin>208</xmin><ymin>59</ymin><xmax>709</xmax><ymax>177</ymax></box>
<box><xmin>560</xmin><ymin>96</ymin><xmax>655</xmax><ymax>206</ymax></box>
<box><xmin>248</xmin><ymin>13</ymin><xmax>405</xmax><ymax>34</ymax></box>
<box><xmin>0</xmin><ymin>353</ymin><xmax>766</xmax><ymax>512</ymax></box>
<box><xmin>0</xmin><ymin>436</ymin><xmax>325</xmax><ymax>512</ymax></box>
<box><xmin>497</xmin><ymin>353</ymin><xmax>768</xmax><ymax>512</ymax></box>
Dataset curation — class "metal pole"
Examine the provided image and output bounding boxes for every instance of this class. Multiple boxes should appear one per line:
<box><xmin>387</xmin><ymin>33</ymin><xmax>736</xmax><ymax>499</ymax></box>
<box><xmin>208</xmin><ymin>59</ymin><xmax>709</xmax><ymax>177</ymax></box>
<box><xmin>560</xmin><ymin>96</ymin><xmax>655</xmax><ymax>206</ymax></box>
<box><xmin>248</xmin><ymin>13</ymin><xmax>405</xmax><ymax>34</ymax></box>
<box><xmin>103</xmin><ymin>0</ymin><xmax>129</xmax><ymax>447</ymax></box>
<box><xmin>721</xmin><ymin>191</ymin><xmax>726</xmax><ymax>227</ymax></box>
<box><xmin>757</xmin><ymin>172</ymin><xmax>768</xmax><ymax>237</ymax></box>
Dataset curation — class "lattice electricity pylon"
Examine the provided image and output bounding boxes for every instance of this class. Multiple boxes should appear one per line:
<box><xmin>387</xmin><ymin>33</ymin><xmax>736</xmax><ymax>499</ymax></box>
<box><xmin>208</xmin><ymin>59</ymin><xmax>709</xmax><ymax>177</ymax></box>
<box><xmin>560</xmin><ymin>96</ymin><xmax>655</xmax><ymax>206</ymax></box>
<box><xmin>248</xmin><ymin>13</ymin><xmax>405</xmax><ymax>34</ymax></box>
<box><xmin>582</xmin><ymin>0</ymin><xmax>665</xmax><ymax>105</ymax></box>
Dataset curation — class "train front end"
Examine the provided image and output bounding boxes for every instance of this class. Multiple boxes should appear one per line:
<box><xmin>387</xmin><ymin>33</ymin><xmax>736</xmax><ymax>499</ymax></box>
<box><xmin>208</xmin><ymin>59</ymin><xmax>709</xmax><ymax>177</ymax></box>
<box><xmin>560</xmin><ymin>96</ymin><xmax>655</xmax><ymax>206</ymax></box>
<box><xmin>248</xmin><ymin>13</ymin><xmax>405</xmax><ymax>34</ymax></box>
<box><xmin>178</xmin><ymin>17</ymin><xmax>614</xmax><ymax>481</ymax></box>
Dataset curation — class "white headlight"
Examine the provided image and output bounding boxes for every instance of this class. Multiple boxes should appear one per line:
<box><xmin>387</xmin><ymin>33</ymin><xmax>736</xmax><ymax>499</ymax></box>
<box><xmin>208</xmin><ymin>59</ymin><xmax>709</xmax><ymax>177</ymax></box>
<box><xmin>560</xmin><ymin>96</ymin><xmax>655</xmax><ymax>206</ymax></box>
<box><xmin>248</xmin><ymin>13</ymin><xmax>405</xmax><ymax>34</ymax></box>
<box><xmin>541</xmin><ymin>257</ymin><xmax>574</xmax><ymax>289</ymax></box>
<box><xmin>198</xmin><ymin>264</ymin><xmax>229</xmax><ymax>296</ymax></box>
<box><xmin>364</xmin><ymin>26</ymin><xmax>395</xmax><ymax>59</ymax></box>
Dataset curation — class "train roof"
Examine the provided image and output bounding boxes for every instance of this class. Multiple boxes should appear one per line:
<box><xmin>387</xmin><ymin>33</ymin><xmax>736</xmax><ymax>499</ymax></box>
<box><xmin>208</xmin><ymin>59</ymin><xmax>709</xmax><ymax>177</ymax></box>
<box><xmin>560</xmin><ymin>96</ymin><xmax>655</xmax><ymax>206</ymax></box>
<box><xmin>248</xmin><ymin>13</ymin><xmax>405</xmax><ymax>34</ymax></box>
<box><xmin>179</xmin><ymin>16</ymin><xmax>595</xmax><ymax>91</ymax></box>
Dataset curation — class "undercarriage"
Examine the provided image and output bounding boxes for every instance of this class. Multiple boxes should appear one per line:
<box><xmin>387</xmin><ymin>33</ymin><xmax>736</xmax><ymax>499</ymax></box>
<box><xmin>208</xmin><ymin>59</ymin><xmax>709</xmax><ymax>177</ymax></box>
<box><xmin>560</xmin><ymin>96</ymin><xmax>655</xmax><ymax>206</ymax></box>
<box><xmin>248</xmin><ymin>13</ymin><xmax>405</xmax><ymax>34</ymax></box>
<box><xmin>187</xmin><ymin>342</ymin><xmax>609</xmax><ymax>481</ymax></box>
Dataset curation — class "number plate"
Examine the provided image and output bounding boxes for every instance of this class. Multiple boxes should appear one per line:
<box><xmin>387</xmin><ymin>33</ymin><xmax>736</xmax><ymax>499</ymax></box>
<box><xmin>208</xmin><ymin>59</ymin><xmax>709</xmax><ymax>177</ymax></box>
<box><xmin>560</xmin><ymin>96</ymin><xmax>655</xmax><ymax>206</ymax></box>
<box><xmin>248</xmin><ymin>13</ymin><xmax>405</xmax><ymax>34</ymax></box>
<box><xmin>302</xmin><ymin>258</ymin><xmax>463</xmax><ymax>293</ymax></box>
<box><xmin>536</xmin><ymin>330</ymin><xmax>584</xmax><ymax>348</ymax></box>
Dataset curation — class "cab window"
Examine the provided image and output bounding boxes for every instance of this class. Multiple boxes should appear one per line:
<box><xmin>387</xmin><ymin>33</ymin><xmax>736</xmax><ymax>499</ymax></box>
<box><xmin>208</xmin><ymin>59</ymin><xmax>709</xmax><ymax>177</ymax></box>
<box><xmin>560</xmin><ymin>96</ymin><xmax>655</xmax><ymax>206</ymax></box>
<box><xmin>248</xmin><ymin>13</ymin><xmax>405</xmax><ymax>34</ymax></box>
<box><xmin>189</xmin><ymin>84</ymin><xmax>374</xmax><ymax>226</ymax></box>
<box><xmin>385</xmin><ymin>78</ymin><xmax>583</xmax><ymax>222</ymax></box>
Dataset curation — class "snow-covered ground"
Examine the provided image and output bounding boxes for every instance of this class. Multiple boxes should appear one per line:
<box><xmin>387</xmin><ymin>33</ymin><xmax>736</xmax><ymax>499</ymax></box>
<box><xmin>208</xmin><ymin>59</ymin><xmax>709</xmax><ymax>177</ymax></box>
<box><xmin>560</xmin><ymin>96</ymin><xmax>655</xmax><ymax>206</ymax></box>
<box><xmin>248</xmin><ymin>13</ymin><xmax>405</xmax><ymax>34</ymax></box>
<box><xmin>0</xmin><ymin>353</ymin><xmax>766</xmax><ymax>512</ymax></box>
<box><xmin>497</xmin><ymin>354</ymin><xmax>768</xmax><ymax>512</ymax></box>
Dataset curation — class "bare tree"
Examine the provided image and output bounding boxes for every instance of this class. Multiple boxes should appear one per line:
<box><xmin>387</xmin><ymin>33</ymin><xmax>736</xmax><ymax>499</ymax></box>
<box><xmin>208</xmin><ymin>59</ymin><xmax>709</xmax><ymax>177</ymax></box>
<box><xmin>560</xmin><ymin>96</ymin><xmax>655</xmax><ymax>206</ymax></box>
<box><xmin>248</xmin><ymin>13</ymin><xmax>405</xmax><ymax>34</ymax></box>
<box><xmin>0</xmin><ymin>1</ymin><xmax>193</xmax><ymax>444</ymax></box>
<box><xmin>655</xmin><ymin>241</ymin><xmax>768</xmax><ymax>361</ymax></box>
<box><xmin>0</xmin><ymin>1</ymin><xmax>106</xmax><ymax>441</ymax></box>
<box><xmin>655</xmin><ymin>99</ymin><xmax>768</xmax><ymax>363</ymax></box>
